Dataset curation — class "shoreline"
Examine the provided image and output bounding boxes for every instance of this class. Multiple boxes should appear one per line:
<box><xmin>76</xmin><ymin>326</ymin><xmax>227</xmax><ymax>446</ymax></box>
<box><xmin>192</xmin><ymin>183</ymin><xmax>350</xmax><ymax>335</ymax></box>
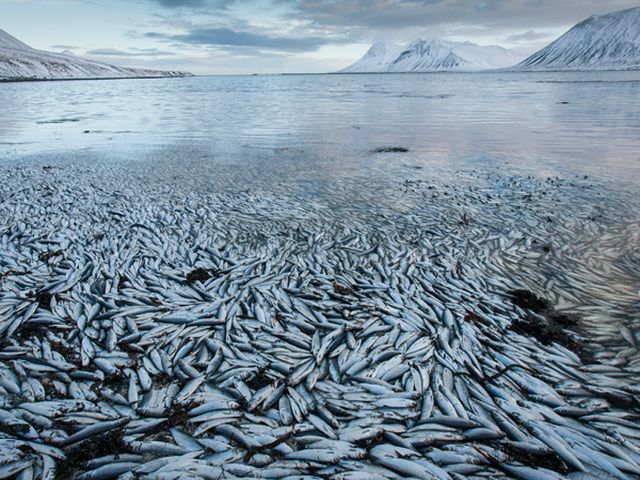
<box><xmin>0</xmin><ymin>73</ymin><xmax>194</xmax><ymax>84</ymax></box>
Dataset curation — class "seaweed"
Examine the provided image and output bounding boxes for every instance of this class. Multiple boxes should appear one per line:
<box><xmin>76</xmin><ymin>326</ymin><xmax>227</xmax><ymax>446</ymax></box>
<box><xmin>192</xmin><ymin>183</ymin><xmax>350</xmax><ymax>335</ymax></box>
<box><xmin>39</xmin><ymin>250</ymin><xmax>63</xmax><ymax>262</ymax></box>
<box><xmin>509</xmin><ymin>290</ymin><xmax>550</xmax><ymax>313</ymax></box>
<box><xmin>0</xmin><ymin>269</ymin><xmax>32</xmax><ymax>282</ymax></box>
<box><xmin>508</xmin><ymin>289</ymin><xmax>591</xmax><ymax>362</ymax></box>
<box><xmin>57</xmin><ymin>428</ymin><xmax>128</xmax><ymax>480</ymax></box>
<box><xmin>464</xmin><ymin>311</ymin><xmax>487</xmax><ymax>327</ymax></box>
<box><xmin>52</xmin><ymin>341</ymin><xmax>81</xmax><ymax>364</ymax></box>
<box><xmin>371</xmin><ymin>147</ymin><xmax>410</xmax><ymax>153</ymax></box>
<box><xmin>37</xmin><ymin>118</ymin><xmax>80</xmax><ymax>124</ymax></box>
<box><xmin>13</xmin><ymin>319</ymin><xmax>49</xmax><ymax>340</ymax></box>
<box><xmin>243</xmin><ymin>428</ymin><xmax>296</xmax><ymax>463</ymax></box>
<box><xmin>41</xmin><ymin>376</ymin><xmax>66</xmax><ymax>399</ymax></box>
<box><xmin>354</xmin><ymin>429</ymin><xmax>385</xmax><ymax>449</ymax></box>
<box><xmin>99</xmin><ymin>373</ymin><xmax>129</xmax><ymax>397</ymax></box>
<box><xmin>600</xmin><ymin>392</ymin><xmax>636</xmax><ymax>410</ymax></box>
<box><xmin>547</xmin><ymin>311</ymin><xmax>579</xmax><ymax>327</ymax></box>
<box><xmin>510</xmin><ymin>316</ymin><xmax>570</xmax><ymax>347</ymax></box>
<box><xmin>141</xmin><ymin>402</ymin><xmax>196</xmax><ymax>438</ymax></box>
<box><xmin>333</xmin><ymin>281</ymin><xmax>355</xmax><ymax>296</ymax></box>
<box><xmin>499</xmin><ymin>441</ymin><xmax>569</xmax><ymax>473</ymax></box>
<box><xmin>27</xmin><ymin>289</ymin><xmax>52</xmax><ymax>310</ymax></box>
<box><xmin>184</xmin><ymin>268</ymin><xmax>218</xmax><ymax>286</ymax></box>
<box><xmin>167</xmin><ymin>406</ymin><xmax>191</xmax><ymax>428</ymax></box>
<box><xmin>246</xmin><ymin>369</ymin><xmax>273</xmax><ymax>390</ymax></box>
<box><xmin>154</xmin><ymin>373</ymin><xmax>175</xmax><ymax>388</ymax></box>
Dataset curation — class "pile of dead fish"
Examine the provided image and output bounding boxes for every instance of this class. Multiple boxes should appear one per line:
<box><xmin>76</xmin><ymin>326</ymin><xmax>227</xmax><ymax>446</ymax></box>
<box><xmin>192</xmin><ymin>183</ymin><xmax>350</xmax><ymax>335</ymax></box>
<box><xmin>1</xmin><ymin>162</ymin><xmax>639</xmax><ymax>480</ymax></box>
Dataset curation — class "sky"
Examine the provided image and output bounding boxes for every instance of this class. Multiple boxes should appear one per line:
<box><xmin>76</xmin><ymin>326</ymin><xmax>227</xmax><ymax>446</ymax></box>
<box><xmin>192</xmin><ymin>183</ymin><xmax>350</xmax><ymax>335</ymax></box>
<box><xmin>1</xmin><ymin>0</ymin><xmax>638</xmax><ymax>74</ymax></box>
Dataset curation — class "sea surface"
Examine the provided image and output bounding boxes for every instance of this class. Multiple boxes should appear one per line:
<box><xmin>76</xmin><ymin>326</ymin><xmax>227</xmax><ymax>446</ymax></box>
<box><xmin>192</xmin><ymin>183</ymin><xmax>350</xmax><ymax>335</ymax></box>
<box><xmin>1</xmin><ymin>71</ymin><xmax>640</xmax><ymax>186</ymax></box>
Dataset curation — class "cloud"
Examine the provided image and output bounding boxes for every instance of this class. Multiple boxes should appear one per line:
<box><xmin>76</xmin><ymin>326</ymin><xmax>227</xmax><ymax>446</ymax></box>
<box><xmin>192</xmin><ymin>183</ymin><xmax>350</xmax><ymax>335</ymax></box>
<box><xmin>145</xmin><ymin>27</ymin><xmax>335</xmax><ymax>52</ymax></box>
<box><xmin>141</xmin><ymin>1</ymin><xmax>640</xmax><ymax>47</ymax></box>
<box><xmin>504</xmin><ymin>30</ymin><xmax>551</xmax><ymax>43</ymax></box>
<box><xmin>142</xmin><ymin>0</ymin><xmax>640</xmax><ymax>32</ymax></box>
<box><xmin>148</xmin><ymin>0</ymin><xmax>238</xmax><ymax>8</ymax></box>
<box><xmin>86</xmin><ymin>48</ymin><xmax>176</xmax><ymax>57</ymax></box>
<box><xmin>51</xmin><ymin>44</ymin><xmax>78</xmax><ymax>50</ymax></box>
<box><xmin>152</xmin><ymin>0</ymin><xmax>208</xmax><ymax>7</ymax></box>
<box><xmin>278</xmin><ymin>0</ymin><xmax>638</xmax><ymax>31</ymax></box>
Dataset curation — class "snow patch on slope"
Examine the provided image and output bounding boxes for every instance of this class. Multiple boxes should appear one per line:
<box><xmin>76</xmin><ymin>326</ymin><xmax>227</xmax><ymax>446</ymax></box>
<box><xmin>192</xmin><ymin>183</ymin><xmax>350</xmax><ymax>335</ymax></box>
<box><xmin>518</xmin><ymin>6</ymin><xmax>640</xmax><ymax>71</ymax></box>
<box><xmin>0</xmin><ymin>28</ymin><xmax>191</xmax><ymax>81</ymax></box>
<box><xmin>0</xmin><ymin>29</ymin><xmax>33</xmax><ymax>51</ymax></box>
<box><xmin>341</xmin><ymin>42</ymin><xmax>405</xmax><ymax>73</ymax></box>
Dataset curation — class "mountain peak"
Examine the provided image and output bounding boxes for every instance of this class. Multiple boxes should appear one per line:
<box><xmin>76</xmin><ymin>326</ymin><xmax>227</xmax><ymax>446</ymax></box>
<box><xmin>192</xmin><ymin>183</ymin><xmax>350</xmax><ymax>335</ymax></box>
<box><xmin>341</xmin><ymin>38</ymin><xmax>523</xmax><ymax>73</ymax></box>
<box><xmin>518</xmin><ymin>6</ymin><xmax>640</xmax><ymax>70</ymax></box>
<box><xmin>363</xmin><ymin>41</ymin><xmax>400</xmax><ymax>57</ymax></box>
<box><xmin>0</xmin><ymin>28</ymin><xmax>33</xmax><ymax>51</ymax></box>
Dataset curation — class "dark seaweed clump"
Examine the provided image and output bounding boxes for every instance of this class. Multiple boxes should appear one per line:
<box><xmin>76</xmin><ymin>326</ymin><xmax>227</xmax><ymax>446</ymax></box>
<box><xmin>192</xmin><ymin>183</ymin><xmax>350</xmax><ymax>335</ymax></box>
<box><xmin>57</xmin><ymin>429</ymin><xmax>128</xmax><ymax>480</ymax></box>
<box><xmin>371</xmin><ymin>147</ymin><xmax>410</xmax><ymax>153</ymax></box>
<box><xmin>97</xmin><ymin>373</ymin><xmax>129</xmax><ymax>397</ymax></box>
<box><xmin>13</xmin><ymin>320</ymin><xmax>49</xmax><ymax>340</ymax></box>
<box><xmin>184</xmin><ymin>268</ymin><xmax>217</xmax><ymax>285</ymax></box>
<box><xmin>498</xmin><ymin>442</ymin><xmax>570</xmax><ymax>474</ymax></box>
<box><xmin>509</xmin><ymin>289</ymin><xmax>550</xmax><ymax>313</ymax></box>
<box><xmin>39</xmin><ymin>250</ymin><xmax>63</xmax><ymax>262</ymax></box>
<box><xmin>246</xmin><ymin>369</ymin><xmax>273</xmax><ymax>390</ymax></box>
<box><xmin>333</xmin><ymin>281</ymin><xmax>355</xmax><ymax>296</ymax></box>
<box><xmin>508</xmin><ymin>289</ymin><xmax>589</xmax><ymax>361</ymax></box>
<box><xmin>27</xmin><ymin>289</ymin><xmax>52</xmax><ymax>310</ymax></box>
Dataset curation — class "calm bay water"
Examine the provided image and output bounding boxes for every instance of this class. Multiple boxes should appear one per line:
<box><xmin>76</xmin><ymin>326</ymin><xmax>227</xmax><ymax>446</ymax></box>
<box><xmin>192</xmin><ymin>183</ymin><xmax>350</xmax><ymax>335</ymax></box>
<box><xmin>1</xmin><ymin>71</ymin><xmax>640</xmax><ymax>186</ymax></box>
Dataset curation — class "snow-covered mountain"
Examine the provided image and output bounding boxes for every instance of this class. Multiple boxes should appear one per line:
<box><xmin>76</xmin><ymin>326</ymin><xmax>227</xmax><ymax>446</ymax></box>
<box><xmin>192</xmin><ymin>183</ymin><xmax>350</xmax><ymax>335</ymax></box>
<box><xmin>342</xmin><ymin>42</ymin><xmax>405</xmax><ymax>73</ymax></box>
<box><xmin>0</xmin><ymin>29</ymin><xmax>32</xmax><ymax>51</ymax></box>
<box><xmin>518</xmin><ymin>6</ymin><xmax>640</xmax><ymax>71</ymax></box>
<box><xmin>0</xmin><ymin>29</ymin><xmax>191</xmax><ymax>81</ymax></box>
<box><xmin>341</xmin><ymin>39</ymin><xmax>524</xmax><ymax>73</ymax></box>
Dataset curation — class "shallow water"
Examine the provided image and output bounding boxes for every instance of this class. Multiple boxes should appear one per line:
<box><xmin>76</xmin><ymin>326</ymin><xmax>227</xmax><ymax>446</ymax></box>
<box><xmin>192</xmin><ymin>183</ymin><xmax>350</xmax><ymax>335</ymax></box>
<box><xmin>1</xmin><ymin>71</ymin><xmax>640</xmax><ymax>186</ymax></box>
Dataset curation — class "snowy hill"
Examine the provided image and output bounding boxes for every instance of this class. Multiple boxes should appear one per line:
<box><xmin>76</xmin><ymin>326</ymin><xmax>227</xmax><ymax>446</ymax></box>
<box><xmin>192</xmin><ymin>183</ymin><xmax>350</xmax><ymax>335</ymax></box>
<box><xmin>0</xmin><ymin>29</ymin><xmax>32</xmax><ymax>51</ymax></box>
<box><xmin>341</xmin><ymin>42</ymin><xmax>405</xmax><ymax>73</ymax></box>
<box><xmin>341</xmin><ymin>39</ymin><xmax>524</xmax><ymax>73</ymax></box>
<box><xmin>518</xmin><ymin>6</ymin><xmax>640</xmax><ymax>71</ymax></box>
<box><xmin>0</xmin><ymin>29</ymin><xmax>191</xmax><ymax>81</ymax></box>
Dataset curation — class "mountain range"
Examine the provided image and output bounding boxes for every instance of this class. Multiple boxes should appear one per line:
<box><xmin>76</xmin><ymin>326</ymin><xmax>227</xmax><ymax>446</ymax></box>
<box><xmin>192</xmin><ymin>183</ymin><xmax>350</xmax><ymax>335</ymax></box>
<box><xmin>341</xmin><ymin>39</ymin><xmax>523</xmax><ymax>73</ymax></box>
<box><xmin>0</xmin><ymin>29</ymin><xmax>190</xmax><ymax>81</ymax></box>
<box><xmin>342</xmin><ymin>6</ymin><xmax>640</xmax><ymax>73</ymax></box>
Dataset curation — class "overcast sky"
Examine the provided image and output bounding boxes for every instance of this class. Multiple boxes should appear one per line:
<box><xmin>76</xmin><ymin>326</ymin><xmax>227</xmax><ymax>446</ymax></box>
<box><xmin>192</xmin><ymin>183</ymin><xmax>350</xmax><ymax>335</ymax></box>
<box><xmin>2</xmin><ymin>0</ymin><xmax>638</xmax><ymax>74</ymax></box>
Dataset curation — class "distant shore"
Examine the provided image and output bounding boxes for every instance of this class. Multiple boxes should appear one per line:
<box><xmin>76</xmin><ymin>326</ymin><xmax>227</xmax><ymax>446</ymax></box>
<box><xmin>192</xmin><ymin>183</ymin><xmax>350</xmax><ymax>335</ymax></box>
<box><xmin>0</xmin><ymin>73</ymin><xmax>194</xmax><ymax>83</ymax></box>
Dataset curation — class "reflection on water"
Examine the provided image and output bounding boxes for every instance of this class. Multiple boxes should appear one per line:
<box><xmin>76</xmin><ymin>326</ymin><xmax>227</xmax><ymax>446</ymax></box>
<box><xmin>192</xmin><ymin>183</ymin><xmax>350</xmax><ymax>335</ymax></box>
<box><xmin>1</xmin><ymin>71</ymin><xmax>640</xmax><ymax>185</ymax></box>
